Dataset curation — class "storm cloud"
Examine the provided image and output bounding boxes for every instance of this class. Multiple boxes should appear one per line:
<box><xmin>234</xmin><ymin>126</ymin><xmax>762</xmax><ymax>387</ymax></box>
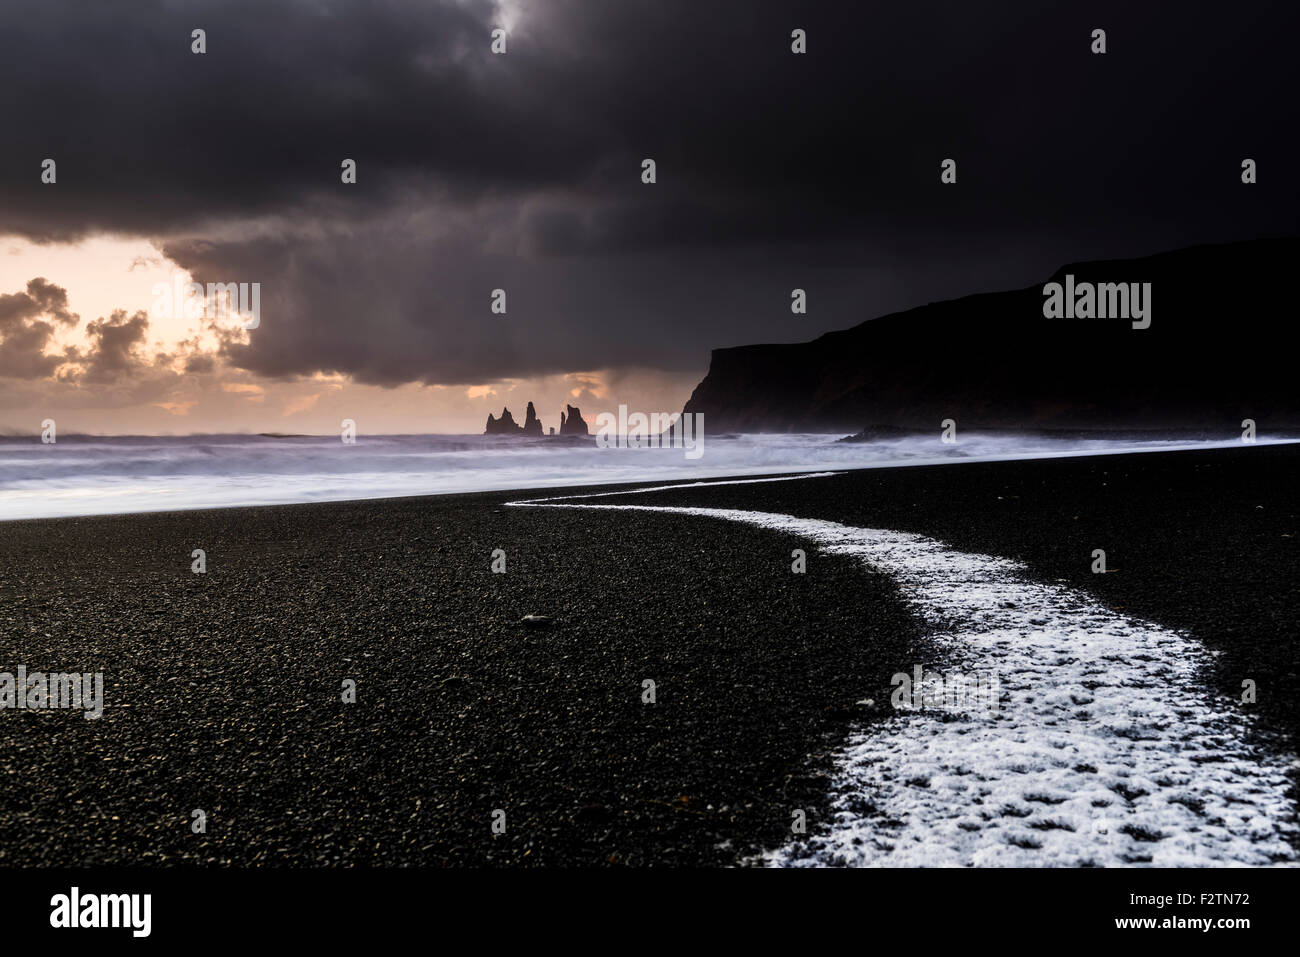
<box><xmin>0</xmin><ymin>278</ymin><xmax>79</xmax><ymax>378</ymax></box>
<box><xmin>1</xmin><ymin>0</ymin><xmax>1296</xmax><ymax>386</ymax></box>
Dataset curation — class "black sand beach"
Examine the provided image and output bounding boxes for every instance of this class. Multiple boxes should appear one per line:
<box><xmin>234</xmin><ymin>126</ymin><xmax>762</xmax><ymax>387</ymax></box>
<box><xmin>0</xmin><ymin>477</ymin><xmax>923</xmax><ymax>867</ymax></box>
<box><xmin>1</xmin><ymin>443</ymin><xmax>1296</xmax><ymax>866</ymax></box>
<box><xmin>630</xmin><ymin>443</ymin><xmax>1300</xmax><ymax>760</ymax></box>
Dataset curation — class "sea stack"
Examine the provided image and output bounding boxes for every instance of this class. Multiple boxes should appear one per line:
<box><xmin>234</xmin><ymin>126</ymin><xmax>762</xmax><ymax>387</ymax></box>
<box><xmin>484</xmin><ymin>406</ymin><xmax>524</xmax><ymax>435</ymax></box>
<box><xmin>522</xmin><ymin>401</ymin><xmax>544</xmax><ymax>436</ymax></box>
<box><xmin>485</xmin><ymin>402</ymin><xmax>587</xmax><ymax>436</ymax></box>
<box><xmin>559</xmin><ymin>405</ymin><xmax>590</xmax><ymax>436</ymax></box>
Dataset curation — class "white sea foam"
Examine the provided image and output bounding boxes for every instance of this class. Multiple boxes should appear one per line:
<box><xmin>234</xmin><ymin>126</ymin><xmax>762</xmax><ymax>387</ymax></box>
<box><xmin>509</xmin><ymin>478</ymin><xmax>1299</xmax><ymax>867</ymax></box>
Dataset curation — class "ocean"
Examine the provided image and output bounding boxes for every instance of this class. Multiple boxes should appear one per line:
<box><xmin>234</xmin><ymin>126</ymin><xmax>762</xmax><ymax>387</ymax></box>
<box><xmin>0</xmin><ymin>431</ymin><xmax>1288</xmax><ymax>521</ymax></box>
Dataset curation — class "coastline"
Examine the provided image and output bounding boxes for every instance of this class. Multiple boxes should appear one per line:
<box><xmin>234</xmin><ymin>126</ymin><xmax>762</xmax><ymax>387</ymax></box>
<box><xmin>0</xmin><ymin>474</ymin><xmax>922</xmax><ymax>866</ymax></box>
<box><xmin>1</xmin><ymin>443</ymin><xmax>1296</xmax><ymax>865</ymax></box>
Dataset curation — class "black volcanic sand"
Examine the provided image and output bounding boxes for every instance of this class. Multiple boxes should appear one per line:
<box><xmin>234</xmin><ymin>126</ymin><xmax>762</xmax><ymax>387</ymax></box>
<box><xmin>2</xmin><ymin>443</ymin><xmax>1295</xmax><ymax>867</ymax></box>
<box><xmin>632</xmin><ymin>443</ymin><xmax>1300</xmax><ymax>760</ymax></box>
<box><xmin>0</xmin><ymin>489</ymin><xmax>924</xmax><ymax>866</ymax></box>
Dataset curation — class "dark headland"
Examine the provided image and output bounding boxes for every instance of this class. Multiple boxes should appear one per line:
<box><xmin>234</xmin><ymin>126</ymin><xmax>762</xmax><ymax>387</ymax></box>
<box><xmin>2</xmin><ymin>443</ymin><xmax>1296</xmax><ymax>866</ymax></box>
<box><xmin>683</xmin><ymin>238</ymin><xmax>1300</xmax><ymax>434</ymax></box>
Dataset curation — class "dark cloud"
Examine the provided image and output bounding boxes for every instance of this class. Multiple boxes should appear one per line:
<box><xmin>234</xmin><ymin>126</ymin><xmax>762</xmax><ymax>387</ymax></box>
<box><xmin>0</xmin><ymin>277</ymin><xmax>79</xmax><ymax>377</ymax></box>
<box><xmin>0</xmin><ymin>316</ymin><xmax>64</xmax><ymax>379</ymax></box>
<box><xmin>79</xmin><ymin>310</ymin><xmax>152</xmax><ymax>384</ymax></box>
<box><xmin>0</xmin><ymin>274</ymin><xmax>190</xmax><ymax>406</ymax></box>
<box><xmin>184</xmin><ymin>354</ymin><xmax>216</xmax><ymax>375</ymax></box>
<box><xmin>1</xmin><ymin>0</ymin><xmax>1296</xmax><ymax>386</ymax></box>
<box><xmin>0</xmin><ymin>277</ymin><xmax>78</xmax><ymax>328</ymax></box>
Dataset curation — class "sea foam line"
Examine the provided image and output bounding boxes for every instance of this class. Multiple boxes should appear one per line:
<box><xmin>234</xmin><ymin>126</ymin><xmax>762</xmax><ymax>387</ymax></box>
<box><xmin>509</xmin><ymin>477</ymin><xmax>1299</xmax><ymax>867</ymax></box>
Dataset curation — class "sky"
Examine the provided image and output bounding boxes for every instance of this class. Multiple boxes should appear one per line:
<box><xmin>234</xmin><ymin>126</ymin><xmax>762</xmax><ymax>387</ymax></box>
<box><xmin>1</xmin><ymin>0</ymin><xmax>1296</xmax><ymax>435</ymax></box>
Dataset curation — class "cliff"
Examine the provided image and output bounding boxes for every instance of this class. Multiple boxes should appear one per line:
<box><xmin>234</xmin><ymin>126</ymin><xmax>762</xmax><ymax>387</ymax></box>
<box><xmin>681</xmin><ymin>238</ymin><xmax>1300</xmax><ymax>433</ymax></box>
